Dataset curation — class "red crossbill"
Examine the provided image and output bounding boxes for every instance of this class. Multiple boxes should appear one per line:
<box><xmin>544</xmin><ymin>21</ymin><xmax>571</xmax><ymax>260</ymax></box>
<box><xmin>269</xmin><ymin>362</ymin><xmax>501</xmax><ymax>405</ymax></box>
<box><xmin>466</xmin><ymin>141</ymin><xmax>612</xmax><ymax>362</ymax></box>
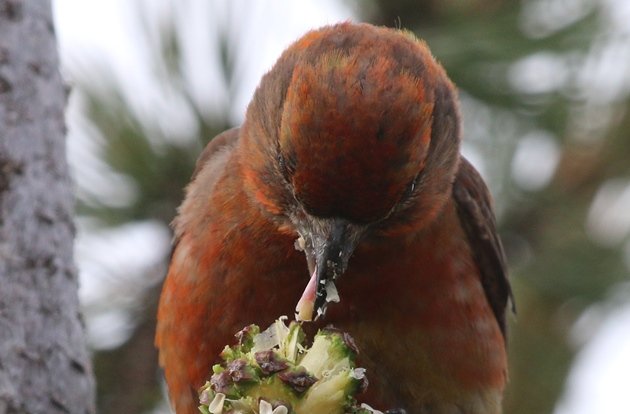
<box><xmin>156</xmin><ymin>22</ymin><xmax>513</xmax><ymax>414</ymax></box>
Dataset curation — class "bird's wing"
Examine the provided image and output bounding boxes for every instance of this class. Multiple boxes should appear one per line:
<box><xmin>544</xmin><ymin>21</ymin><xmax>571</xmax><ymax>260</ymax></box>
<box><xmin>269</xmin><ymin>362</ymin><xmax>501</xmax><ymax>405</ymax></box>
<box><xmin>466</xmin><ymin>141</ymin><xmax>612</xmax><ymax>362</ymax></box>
<box><xmin>157</xmin><ymin>127</ymin><xmax>240</xmax><ymax>414</ymax></box>
<box><xmin>452</xmin><ymin>157</ymin><xmax>514</xmax><ymax>338</ymax></box>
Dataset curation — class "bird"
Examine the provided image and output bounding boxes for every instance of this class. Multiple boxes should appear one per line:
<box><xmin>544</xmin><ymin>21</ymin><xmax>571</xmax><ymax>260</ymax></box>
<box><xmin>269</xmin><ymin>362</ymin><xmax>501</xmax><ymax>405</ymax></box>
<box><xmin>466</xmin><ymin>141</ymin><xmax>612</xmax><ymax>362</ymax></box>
<box><xmin>156</xmin><ymin>22</ymin><xmax>513</xmax><ymax>414</ymax></box>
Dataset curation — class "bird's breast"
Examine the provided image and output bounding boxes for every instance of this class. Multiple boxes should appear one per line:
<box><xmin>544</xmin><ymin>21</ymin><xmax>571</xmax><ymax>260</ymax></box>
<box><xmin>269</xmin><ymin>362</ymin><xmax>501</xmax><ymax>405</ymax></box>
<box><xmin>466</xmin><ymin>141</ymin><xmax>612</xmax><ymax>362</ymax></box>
<box><xmin>322</xmin><ymin>201</ymin><xmax>507</xmax><ymax>413</ymax></box>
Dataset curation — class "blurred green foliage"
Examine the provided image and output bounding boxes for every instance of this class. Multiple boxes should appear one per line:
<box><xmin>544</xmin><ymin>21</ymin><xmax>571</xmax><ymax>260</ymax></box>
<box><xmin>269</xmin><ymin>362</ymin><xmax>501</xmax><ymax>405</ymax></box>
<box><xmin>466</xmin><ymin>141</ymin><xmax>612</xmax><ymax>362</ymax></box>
<box><xmin>68</xmin><ymin>1</ymin><xmax>630</xmax><ymax>413</ymax></box>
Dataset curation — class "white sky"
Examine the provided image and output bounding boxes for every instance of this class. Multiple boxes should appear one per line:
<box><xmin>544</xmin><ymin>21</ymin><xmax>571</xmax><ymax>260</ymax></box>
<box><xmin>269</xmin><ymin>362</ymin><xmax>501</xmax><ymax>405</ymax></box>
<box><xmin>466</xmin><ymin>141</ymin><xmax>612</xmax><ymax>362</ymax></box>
<box><xmin>52</xmin><ymin>0</ymin><xmax>630</xmax><ymax>412</ymax></box>
<box><xmin>556</xmin><ymin>299</ymin><xmax>630</xmax><ymax>414</ymax></box>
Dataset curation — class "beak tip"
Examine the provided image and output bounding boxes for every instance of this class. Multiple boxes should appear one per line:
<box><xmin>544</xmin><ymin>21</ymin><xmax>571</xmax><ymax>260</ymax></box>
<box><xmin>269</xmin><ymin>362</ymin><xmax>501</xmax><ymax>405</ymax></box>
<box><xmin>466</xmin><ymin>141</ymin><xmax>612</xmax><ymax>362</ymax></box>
<box><xmin>298</xmin><ymin>217</ymin><xmax>360</xmax><ymax>322</ymax></box>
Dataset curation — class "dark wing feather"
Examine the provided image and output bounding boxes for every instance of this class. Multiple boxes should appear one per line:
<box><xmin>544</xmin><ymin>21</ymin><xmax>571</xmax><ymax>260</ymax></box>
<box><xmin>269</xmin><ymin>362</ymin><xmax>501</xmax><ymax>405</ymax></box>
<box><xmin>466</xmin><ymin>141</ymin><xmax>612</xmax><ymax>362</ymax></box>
<box><xmin>452</xmin><ymin>157</ymin><xmax>514</xmax><ymax>338</ymax></box>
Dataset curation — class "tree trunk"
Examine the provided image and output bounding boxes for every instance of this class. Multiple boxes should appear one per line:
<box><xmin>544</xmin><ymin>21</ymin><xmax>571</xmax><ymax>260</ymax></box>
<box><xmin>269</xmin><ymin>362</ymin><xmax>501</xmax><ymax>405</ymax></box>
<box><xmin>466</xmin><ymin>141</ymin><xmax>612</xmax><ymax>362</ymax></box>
<box><xmin>0</xmin><ymin>0</ymin><xmax>96</xmax><ymax>413</ymax></box>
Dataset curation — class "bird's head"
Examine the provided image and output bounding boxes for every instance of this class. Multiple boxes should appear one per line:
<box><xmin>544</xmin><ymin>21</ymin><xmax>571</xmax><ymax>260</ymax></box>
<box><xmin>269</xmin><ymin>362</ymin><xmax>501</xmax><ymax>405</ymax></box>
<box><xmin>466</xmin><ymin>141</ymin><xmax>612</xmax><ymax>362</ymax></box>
<box><xmin>240</xmin><ymin>23</ymin><xmax>461</xmax><ymax>318</ymax></box>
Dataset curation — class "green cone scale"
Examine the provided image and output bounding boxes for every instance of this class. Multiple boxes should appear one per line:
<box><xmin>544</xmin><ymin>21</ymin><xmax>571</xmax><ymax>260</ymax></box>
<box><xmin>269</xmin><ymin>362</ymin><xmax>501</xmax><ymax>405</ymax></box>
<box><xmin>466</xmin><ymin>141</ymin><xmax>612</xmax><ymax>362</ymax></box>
<box><xmin>198</xmin><ymin>318</ymin><xmax>382</xmax><ymax>414</ymax></box>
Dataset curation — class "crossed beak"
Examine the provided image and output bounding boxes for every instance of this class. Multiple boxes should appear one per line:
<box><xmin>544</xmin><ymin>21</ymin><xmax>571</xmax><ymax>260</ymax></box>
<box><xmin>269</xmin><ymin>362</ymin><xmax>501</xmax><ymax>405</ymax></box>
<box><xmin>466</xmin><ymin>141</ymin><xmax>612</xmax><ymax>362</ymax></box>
<box><xmin>295</xmin><ymin>218</ymin><xmax>363</xmax><ymax>321</ymax></box>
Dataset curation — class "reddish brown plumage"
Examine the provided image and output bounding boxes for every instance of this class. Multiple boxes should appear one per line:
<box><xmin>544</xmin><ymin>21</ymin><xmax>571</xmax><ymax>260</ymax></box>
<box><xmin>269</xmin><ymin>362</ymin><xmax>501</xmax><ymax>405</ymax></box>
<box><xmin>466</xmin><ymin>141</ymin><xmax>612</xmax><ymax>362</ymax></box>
<box><xmin>156</xmin><ymin>23</ymin><xmax>511</xmax><ymax>414</ymax></box>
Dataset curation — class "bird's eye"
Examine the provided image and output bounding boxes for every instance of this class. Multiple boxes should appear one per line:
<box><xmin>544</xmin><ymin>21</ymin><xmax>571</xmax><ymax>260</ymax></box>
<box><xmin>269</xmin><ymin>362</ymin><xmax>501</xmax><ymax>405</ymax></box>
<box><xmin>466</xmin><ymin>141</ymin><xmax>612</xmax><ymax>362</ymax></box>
<box><xmin>277</xmin><ymin>152</ymin><xmax>286</xmax><ymax>173</ymax></box>
<box><xmin>402</xmin><ymin>174</ymin><xmax>420</xmax><ymax>200</ymax></box>
<box><xmin>277</xmin><ymin>151</ymin><xmax>296</xmax><ymax>181</ymax></box>
<box><xmin>277</xmin><ymin>152</ymin><xmax>290</xmax><ymax>181</ymax></box>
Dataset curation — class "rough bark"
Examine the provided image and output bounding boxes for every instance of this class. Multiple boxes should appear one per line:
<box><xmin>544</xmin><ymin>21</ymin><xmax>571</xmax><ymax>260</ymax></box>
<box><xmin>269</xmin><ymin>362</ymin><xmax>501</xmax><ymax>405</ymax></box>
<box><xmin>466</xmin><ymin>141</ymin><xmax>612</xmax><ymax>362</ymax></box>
<box><xmin>0</xmin><ymin>0</ymin><xmax>96</xmax><ymax>413</ymax></box>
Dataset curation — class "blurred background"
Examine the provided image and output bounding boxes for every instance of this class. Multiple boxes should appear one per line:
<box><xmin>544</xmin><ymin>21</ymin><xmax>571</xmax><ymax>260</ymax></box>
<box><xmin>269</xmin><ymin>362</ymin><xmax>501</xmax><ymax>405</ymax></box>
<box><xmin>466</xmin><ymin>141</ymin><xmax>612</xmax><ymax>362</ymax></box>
<box><xmin>51</xmin><ymin>0</ymin><xmax>630</xmax><ymax>413</ymax></box>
